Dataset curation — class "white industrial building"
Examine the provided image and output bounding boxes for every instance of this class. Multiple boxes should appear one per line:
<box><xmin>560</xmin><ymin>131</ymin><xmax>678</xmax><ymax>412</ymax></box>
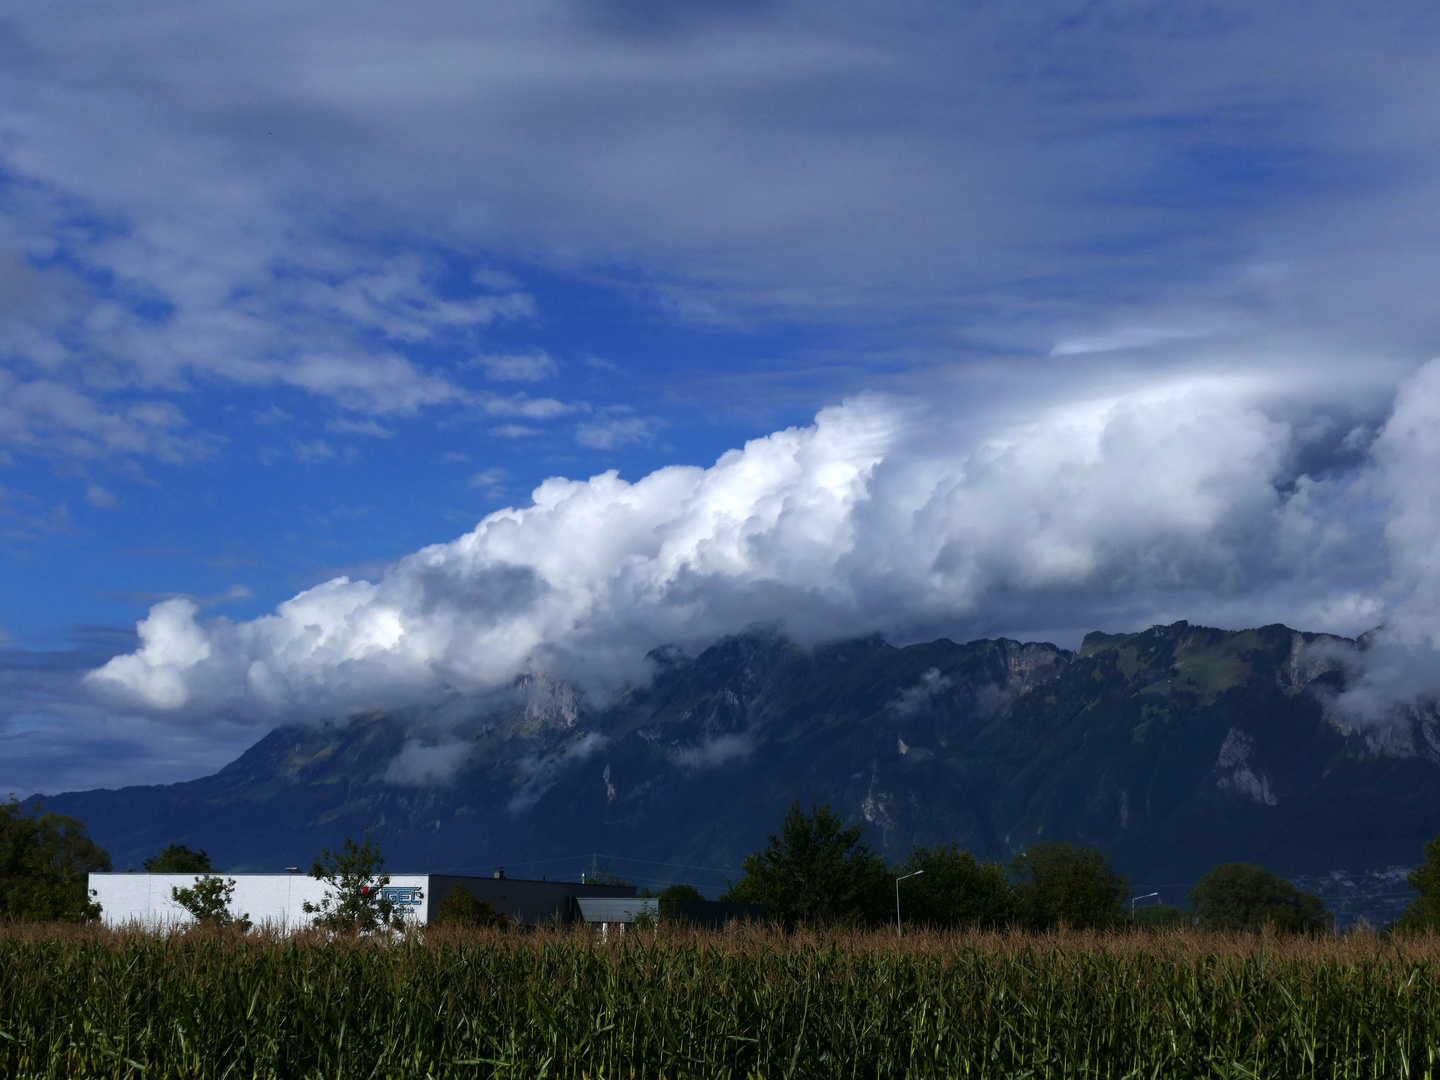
<box><xmin>88</xmin><ymin>870</ymin><xmax>638</xmax><ymax>931</ymax></box>
<box><xmin>89</xmin><ymin>872</ymin><xmax>431</xmax><ymax>930</ymax></box>
<box><xmin>89</xmin><ymin>870</ymin><xmax>763</xmax><ymax>932</ymax></box>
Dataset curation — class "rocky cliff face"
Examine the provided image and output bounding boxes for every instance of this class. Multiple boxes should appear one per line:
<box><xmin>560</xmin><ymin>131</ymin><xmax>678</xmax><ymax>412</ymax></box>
<box><xmin>35</xmin><ymin>622</ymin><xmax>1440</xmax><ymax>924</ymax></box>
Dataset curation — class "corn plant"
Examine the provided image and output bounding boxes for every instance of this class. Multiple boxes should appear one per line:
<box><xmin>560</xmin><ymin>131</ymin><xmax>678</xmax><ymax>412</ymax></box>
<box><xmin>1</xmin><ymin>923</ymin><xmax>1439</xmax><ymax>1078</ymax></box>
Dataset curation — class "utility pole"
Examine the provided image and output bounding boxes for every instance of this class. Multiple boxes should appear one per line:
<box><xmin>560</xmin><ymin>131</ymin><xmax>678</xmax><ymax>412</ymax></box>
<box><xmin>895</xmin><ymin>870</ymin><xmax>924</xmax><ymax>937</ymax></box>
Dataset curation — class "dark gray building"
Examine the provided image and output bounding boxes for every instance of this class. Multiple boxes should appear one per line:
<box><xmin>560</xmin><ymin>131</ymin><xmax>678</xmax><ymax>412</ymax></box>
<box><xmin>429</xmin><ymin>872</ymin><xmax>636</xmax><ymax>926</ymax></box>
<box><xmin>433</xmin><ymin>873</ymin><xmax>766</xmax><ymax>928</ymax></box>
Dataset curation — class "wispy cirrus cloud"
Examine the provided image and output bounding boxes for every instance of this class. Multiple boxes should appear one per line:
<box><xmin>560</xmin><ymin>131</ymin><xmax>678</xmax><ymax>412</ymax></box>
<box><xmin>479</xmin><ymin>393</ymin><xmax>575</xmax><ymax>420</ymax></box>
<box><xmin>4</xmin><ymin>0</ymin><xmax>1439</xmax><ymax>479</ymax></box>
<box><xmin>476</xmin><ymin>351</ymin><xmax>558</xmax><ymax>383</ymax></box>
<box><xmin>574</xmin><ymin>415</ymin><xmax>657</xmax><ymax>450</ymax></box>
<box><xmin>489</xmin><ymin>424</ymin><xmax>541</xmax><ymax>439</ymax></box>
<box><xmin>324</xmin><ymin>418</ymin><xmax>395</xmax><ymax>438</ymax></box>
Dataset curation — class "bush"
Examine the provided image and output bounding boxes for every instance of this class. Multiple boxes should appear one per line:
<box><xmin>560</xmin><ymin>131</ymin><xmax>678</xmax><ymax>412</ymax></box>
<box><xmin>894</xmin><ymin>844</ymin><xmax>1014</xmax><ymax>930</ymax></box>
<box><xmin>1398</xmin><ymin>835</ymin><xmax>1440</xmax><ymax>930</ymax></box>
<box><xmin>1131</xmin><ymin>903</ymin><xmax>1191</xmax><ymax>929</ymax></box>
<box><xmin>302</xmin><ymin>833</ymin><xmax>415</xmax><ymax>932</ymax></box>
<box><xmin>0</xmin><ymin>798</ymin><xmax>110</xmax><ymax>921</ymax></box>
<box><xmin>657</xmin><ymin>883</ymin><xmax>705</xmax><ymax>922</ymax></box>
<box><xmin>1189</xmin><ymin>863</ymin><xmax>1330</xmax><ymax>934</ymax></box>
<box><xmin>434</xmin><ymin>887</ymin><xmax>508</xmax><ymax>929</ymax></box>
<box><xmin>722</xmin><ymin>800</ymin><xmax>888</xmax><ymax>927</ymax></box>
<box><xmin>171</xmin><ymin>875</ymin><xmax>250</xmax><ymax>930</ymax></box>
<box><xmin>1010</xmin><ymin>841</ymin><xmax>1128</xmax><ymax>930</ymax></box>
<box><xmin>144</xmin><ymin>844</ymin><xmax>213</xmax><ymax>873</ymax></box>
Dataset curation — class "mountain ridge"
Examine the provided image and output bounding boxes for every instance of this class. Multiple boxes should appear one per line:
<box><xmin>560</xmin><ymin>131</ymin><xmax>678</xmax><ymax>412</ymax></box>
<box><xmin>31</xmin><ymin>620</ymin><xmax>1440</xmax><ymax>924</ymax></box>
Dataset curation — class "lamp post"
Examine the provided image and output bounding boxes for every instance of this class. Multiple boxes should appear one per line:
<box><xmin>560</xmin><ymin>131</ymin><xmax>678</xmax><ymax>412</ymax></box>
<box><xmin>895</xmin><ymin>870</ymin><xmax>924</xmax><ymax>937</ymax></box>
<box><xmin>1129</xmin><ymin>892</ymin><xmax>1159</xmax><ymax>919</ymax></box>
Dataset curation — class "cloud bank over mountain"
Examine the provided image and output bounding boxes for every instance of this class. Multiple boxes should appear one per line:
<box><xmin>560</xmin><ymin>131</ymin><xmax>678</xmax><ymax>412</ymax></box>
<box><xmin>12</xmin><ymin>1</ymin><xmax>1440</xmax><ymax>795</ymax></box>
<box><xmin>1332</xmin><ymin>361</ymin><xmax>1440</xmax><ymax>720</ymax></box>
<box><xmin>89</xmin><ymin>359</ymin><xmax>1438</xmax><ymax>725</ymax></box>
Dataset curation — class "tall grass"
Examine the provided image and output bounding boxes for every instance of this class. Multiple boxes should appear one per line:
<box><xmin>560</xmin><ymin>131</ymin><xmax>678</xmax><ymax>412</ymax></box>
<box><xmin>2</xmin><ymin>923</ymin><xmax>1439</xmax><ymax>1078</ymax></box>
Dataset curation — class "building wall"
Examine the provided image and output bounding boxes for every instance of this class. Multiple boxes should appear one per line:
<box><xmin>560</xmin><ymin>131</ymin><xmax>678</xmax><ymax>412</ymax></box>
<box><xmin>89</xmin><ymin>873</ymin><xmax>430</xmax><ymax>930</ymax></box>
<box><xmin>574</xmin><ymin>896</ymin><xmax>659</xmax><ymax>924</ymax></box>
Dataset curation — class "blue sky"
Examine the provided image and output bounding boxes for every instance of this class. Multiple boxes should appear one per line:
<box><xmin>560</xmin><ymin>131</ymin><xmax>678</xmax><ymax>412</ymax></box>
<box><xmin>2</xmin><ymin>261</ymin><xmax>818</xmax><ymax>638</ymax></box>
<box><xmin>7</xmin><ymin>0</ymin><xmax>1440</xmax><ymax>794</ymax></box>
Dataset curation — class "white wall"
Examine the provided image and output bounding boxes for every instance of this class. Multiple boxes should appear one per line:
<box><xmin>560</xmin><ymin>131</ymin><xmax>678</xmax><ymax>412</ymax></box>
<box><xmin>89</xmin><ymin>873</ymin><xmax>431</xmax><ymax>930</ymax></box>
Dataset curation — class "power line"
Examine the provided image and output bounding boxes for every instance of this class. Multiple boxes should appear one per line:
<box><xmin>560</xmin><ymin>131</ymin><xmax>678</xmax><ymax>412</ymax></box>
<box><xmin>589</xmin><ymin>853</ymin><xmax>740</xmax><ymax>875</ymax></box>
<box><xmin>426</xmin><ymin>853</ymin><xmax>740</xmax><ymax>884</ymax></box>
<box><xmin>438</xmin><ymin>854</ymin><xmax>593</xmax><ymax>874</ymax></box>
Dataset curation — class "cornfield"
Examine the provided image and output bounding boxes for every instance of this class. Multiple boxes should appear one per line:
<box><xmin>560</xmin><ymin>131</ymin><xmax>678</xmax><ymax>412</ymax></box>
<box><xmin>3</xmin><ymin>923</ymin><xmax>1440</xmax><ymax>1078</ymax></box>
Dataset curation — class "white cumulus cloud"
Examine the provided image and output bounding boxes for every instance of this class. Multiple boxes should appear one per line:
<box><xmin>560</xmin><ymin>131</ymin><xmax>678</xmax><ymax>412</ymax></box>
<box><xmin>86</xmin><ymin>365</ymin><xmax>1419</xmax><ymax>726</ymax></box>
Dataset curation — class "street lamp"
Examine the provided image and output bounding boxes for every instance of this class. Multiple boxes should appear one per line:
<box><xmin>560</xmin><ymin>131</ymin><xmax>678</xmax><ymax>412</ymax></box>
<box><xmin>1129</xmin><ymin>892</ymin><xmax>1159</xmax><ymax>919</ymax></box>
<box><xmin>895</xmin><ymin>870</ymin><xmax>924</xmax><ymax>937</ymax></box>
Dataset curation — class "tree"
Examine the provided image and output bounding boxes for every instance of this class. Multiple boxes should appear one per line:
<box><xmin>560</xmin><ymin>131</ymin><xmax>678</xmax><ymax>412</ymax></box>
<box><xmin>171</xmin><ymin>875</ymin><xmax>250</xmax><ymax>930</ymax></box>
<box><xmin>0</xmin><ymin>797</ymin><xmax>111</xmax><ymax>921</ymax></box>
<box><xmin>144</xmin><ymin>844</ymin><xmax>213</xmax><ymax>873</ymax></box>
<box><xmin>1010</xmin><ymin>841</ymin><xmax>1128</xmax><ymax>930</ymax></box>
<box><xmin>303</xmin><ymin>833</ymin><xmax>416</xmax><ymax>932</ymax></box>
<box><xmin>895</xmin><ymin>844</ymin><xmax>1015</xmax><ymax>930</ymax></box>
<box><xmin>721</xmin><ymin>800</ymin><xmax>889</xmax><ymax>928</ymax></box>
<box><xmin>657</xmin><ymin>882</ymin><xmax>705</xmax><ymax>922</ymax></box>
<box><xmin>1189</xmin><ymin>863</ymin><xmax>1330</xmax><ymax>934</ymax></box>
<box><xmin>1397</xmin><ymin>835</ymin><xmax>1440</xmax><ymax>931</ymax></box>
<box><xmin>434</xmin><ymin>887</ymin><xmax>508</xmax><ymax>929</ymax></box>
<box><xmin>1132</xmin><ymin>904</ymin><xmax>1191</xmax><ymax>929</ymax></box>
